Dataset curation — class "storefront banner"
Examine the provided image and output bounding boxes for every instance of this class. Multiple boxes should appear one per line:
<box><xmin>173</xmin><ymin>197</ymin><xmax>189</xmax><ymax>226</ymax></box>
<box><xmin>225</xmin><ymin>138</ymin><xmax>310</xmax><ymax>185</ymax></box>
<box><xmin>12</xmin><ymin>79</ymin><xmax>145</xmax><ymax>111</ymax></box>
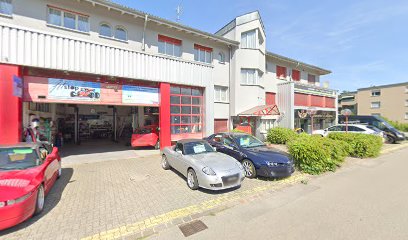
<box><xmin>13</xmin><ymin>75</ymin><xmax>23</xmax><ymax>98</ymax></box>
<box><xmin>122</xmin><ymin>85</ymin><xmax>159</xmax><ymax>105</ymax></box>
<box><xmin>48</xmin><ymin>78</ymin><xmax>101</xmax><ymax>102</ymax></box>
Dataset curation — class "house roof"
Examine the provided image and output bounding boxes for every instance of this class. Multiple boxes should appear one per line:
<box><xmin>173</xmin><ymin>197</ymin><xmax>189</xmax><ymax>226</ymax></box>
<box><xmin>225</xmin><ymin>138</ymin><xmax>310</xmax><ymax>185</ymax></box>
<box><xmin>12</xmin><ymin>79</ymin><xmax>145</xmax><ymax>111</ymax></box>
<box><xmin>82</xmin><ymin>0</ymin><xmax>240</xmax><ymax>46</ymax></box>
<box><xmin>238</xmin><ymin>105</ymin><xmax>280</xmax><ymax>116</ymax></box>
<box><xmin>266</xmin><ymin>52</ymin><xmax>331</xmax><ymax>75</ymax></box>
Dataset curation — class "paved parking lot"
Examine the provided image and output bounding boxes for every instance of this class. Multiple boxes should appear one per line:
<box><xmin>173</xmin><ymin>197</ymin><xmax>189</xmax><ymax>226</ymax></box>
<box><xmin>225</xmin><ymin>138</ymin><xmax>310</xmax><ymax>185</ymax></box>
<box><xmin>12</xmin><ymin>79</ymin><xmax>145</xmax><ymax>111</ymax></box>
<box><xmin>0</xmin><ymin>150</ymin><xmax>305</xmax><ymax>240</ymax></box>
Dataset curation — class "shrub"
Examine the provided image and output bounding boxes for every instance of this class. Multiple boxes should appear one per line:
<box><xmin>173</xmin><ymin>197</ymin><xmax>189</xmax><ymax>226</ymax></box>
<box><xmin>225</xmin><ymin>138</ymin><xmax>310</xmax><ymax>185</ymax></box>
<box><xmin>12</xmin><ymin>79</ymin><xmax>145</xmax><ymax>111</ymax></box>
<box><xmin>328</xmin><ymin>132</ymin><xmax>383</xmax><ymax>158</ymax></box>
<box><xmin>267</xmin><ymin>127</ymin><xmax>297</xmax><ymax>144</ymax></box>
<box><xmin>287</xmin><ymin>135</ymin><xmax>348</xmax><ymax>175</ymax></box>
<box><xmin>382</xmin><ymin>117</ymin><xmax>408</xmax><ymax>132</ymax></box>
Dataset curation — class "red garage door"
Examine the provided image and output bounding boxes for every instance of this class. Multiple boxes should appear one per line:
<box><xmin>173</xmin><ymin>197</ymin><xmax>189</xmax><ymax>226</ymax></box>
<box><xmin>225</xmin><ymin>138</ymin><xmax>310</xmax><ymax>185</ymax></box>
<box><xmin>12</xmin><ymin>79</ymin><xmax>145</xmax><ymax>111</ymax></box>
<box><xmin>214</xmin><ymin>119</ymin><xmax>228</xmax><ymax>133</ymax></box>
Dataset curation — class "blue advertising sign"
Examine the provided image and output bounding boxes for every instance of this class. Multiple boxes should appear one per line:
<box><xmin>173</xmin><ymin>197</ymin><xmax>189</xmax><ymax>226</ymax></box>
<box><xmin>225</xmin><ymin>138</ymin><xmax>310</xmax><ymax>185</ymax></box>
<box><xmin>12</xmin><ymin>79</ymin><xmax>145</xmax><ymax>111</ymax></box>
<box><xmin>48</xmin><ymin>78</ymin><xmax>101</xmax><ymax>101</ymax></box>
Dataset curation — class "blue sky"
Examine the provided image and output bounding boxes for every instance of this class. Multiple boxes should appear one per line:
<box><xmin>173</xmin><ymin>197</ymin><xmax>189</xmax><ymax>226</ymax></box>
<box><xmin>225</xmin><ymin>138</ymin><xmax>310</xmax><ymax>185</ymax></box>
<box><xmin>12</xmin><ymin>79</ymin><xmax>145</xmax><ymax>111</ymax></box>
<box><xmin>112</xmin><ymin>0</ymin><xmax>408</xmax><ymax>92</ymax></box>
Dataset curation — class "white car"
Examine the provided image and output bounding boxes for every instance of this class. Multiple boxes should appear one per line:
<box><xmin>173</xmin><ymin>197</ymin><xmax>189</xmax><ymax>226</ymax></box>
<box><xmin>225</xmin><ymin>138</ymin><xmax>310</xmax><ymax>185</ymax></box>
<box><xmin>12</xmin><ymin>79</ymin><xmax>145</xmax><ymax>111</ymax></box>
<box><xmin>313</xmin><ymin>124</ymin><xmax>384</xmax><ymax>138</ymax></box>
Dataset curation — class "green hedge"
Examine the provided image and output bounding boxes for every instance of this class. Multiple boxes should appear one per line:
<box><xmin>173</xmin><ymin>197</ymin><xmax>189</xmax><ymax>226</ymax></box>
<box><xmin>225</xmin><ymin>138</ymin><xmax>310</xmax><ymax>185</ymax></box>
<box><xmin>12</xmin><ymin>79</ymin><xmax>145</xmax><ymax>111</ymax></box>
<box><xmin>328</xmin><ymin>132</ymin><xmax>383</xmax><ymax>158</ymax></box>
<box><xmin>288</xmin><ymin>135</ymin><xmax>348</xmax><ymax>175</ymax></box>
<box><xmin>382</xmin><ymin>117</ymin><xmax>408</xmax><ymax>132</ymax></box>
<box><xmin>267</xmin><ymin>127</ymin><xmax>297</xmax><ymax>144</ymax></box>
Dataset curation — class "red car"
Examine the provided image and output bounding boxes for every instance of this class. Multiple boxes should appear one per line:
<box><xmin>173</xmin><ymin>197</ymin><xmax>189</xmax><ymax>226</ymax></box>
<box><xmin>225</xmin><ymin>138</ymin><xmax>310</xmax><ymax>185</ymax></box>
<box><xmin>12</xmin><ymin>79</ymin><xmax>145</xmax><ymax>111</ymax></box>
<box><xmin>0</xmin><ymin>142</ymin><xmax>61</xmax><ymax>230</ymax></box>
<box><xmin>131</xmin><ymin>125</ymin><xmax>160</xmax><ymax>149</ymax></box>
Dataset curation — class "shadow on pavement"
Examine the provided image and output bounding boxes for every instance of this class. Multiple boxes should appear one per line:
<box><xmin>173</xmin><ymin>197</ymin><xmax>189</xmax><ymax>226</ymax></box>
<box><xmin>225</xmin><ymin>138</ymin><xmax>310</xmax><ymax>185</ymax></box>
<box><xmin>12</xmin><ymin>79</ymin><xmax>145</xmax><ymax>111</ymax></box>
<box><xmin>0</xmin><ymin>168</ymin><xmax>74</xmax><ymax>236</ymax></box>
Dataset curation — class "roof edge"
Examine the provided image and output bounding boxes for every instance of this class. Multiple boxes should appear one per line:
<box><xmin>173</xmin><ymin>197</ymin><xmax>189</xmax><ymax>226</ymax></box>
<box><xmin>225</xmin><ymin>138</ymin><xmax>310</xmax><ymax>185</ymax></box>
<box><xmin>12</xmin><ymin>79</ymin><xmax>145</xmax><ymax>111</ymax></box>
<box><xmin>358</xmin><ymin>82</ymin><xmax>408</xmax><ymax>91</ymax></box>
<box><xmin>266</xmin><ymin>51</ymin><xmax>331</xmax><ymax>75</ymax></box>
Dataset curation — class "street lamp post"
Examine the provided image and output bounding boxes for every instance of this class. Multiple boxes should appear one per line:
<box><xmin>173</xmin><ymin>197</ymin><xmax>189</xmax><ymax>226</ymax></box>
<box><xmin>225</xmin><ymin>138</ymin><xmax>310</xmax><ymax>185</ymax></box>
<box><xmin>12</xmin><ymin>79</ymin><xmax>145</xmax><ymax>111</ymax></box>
<box><xmin>307</xmin><ymin>107</ymin><xmax>317</xmax><ymax>134</ymax></box>
<box><xmin>341</xmin><ymin>109</ymin><xmax>352</xmax><ymax>133</ymax></box>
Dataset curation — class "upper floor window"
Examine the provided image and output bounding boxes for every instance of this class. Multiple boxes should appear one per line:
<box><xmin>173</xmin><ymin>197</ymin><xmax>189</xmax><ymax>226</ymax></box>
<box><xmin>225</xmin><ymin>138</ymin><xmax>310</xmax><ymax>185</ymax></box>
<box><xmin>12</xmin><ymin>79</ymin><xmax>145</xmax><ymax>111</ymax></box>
<box><xmin>99</xmin><ymin>23</ymin><xmax>112</xmax><ymax>37</ymax></box>
<box><xmin>194</xmin><ymin>44</ymin><xmax>212</xmax><ymax>64</ymax></box>
<box><xmin>292</xmin><ymin>69</ymin><xmax>300</xmax><ymax>81</ymax></box>
<box><xmin>114</xmin><ymin>27</ymin><xmax>127</xmax><ymax>41</ymax></box>
<box><xmin>47</xmin><ymin>6</ymin><xmax>89</xmax><ymax>33</ymax></box>
<box><xmin>371</xmin><ymin>101</ymin><xmax>381</xmax><ymax>109</ymax></box>
<box><xmin>214</xmin><ymin>86</ymin><xmax>228</xmax><ymax>102</ymax></box>
<box><xmin>158</xmin><ymin>35</ymin><xmax>181</xmax><ymax>57</ymax></box>
<box><xmin>241</xmin><ymin>69</ymin><xmax>261</xmax><ymax>85</ymax></box>
<box><xmin>218</xmin><ymin>52</ymin><xmax>225</xmax><ymax>64</ymax></box>
<box><xmin>0</xmin><ymin>0</ymin><xmax>12</xmax><ymax>16</ymax></box>
<box><xmin>371</xmin><ymin>89</ymin><xmax>381</xmax><ymax>97</ymax></box>
<box><xmin>276</xmin><ymin>66</ymin><xmax>287</xmax><ymax>79</ymax></box>
<box><xmin>241</xmin><ymin>29</ymin><xmax>257</xmax><ymax>49</ymax></box>
<box><xmin>308</xmin><ymin>74</ymin><xmax>316</xmax><ymax>84</ymax></box>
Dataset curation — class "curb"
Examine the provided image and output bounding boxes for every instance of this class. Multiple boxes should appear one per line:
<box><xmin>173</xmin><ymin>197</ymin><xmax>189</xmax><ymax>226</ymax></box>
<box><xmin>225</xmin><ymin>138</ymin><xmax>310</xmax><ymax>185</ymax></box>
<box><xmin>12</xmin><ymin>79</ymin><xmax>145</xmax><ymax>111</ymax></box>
<box><xmin>381</xmin><ymin>142</ymin><xmax>408</xmax><ymax>155</ymax></box>
<box><xmin>81</xmin><ymin>173</ymin><xmax>309</xmax><ymax>240</ymax></box>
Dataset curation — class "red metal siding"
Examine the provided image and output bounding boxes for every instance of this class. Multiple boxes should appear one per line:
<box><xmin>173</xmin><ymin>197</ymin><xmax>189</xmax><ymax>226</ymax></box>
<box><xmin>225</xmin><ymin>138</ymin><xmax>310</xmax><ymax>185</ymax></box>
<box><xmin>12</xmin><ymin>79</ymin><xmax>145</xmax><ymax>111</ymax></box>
<box><xmin>0</xmin><ymin>64</ymin><xmax>23</xmax><ymax>144</ymax></box>
<box><xmin>159</xmin><ymin>83</ymin><xmax>171</xmax><ymax>149</ymax></box>
<box><xmin>325</xmin><ymin>97</ymin><xmax>336</xmax><ymax>108</ymax></box>
<box><xmin>265</xmin><ymin>92</ymin><xmax>276</xmax><ymax>105</ymax></box>
<box><xmin>294</xmin><ymin>93</ymin><xmax>309</xmax><ymax>106</ymax></box>
<box><xmin>311</xmin><ymin>95</ymin><xmax>325</xmax><ymax>107</ymax></box>
<box><xmin>214</xmin><ymin>119</ymin><xmax>228</xmax><ymax>133</ymax></box>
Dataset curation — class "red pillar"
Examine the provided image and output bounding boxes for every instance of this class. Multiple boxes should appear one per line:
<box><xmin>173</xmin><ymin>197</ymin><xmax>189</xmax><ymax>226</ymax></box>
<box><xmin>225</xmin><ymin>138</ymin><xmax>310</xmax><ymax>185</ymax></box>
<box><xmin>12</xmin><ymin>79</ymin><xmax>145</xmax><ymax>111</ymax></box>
<box><xmin>159</xmin><ymin>82</ymin><xmax>171</xmax><ymax>149</ymax></box>
<box><xmin>0</xmin><ymin>64</ymin><xmax>23</xmax><ymax>144</ymax></box>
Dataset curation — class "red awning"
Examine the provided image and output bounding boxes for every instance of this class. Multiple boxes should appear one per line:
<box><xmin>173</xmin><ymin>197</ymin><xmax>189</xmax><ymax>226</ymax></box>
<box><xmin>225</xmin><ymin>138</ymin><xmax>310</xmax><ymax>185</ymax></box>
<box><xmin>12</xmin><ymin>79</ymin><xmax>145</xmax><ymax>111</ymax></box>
<box><xmin>238</xmin><ymin>105</ymin><xmax>280</xmax><ymax>116</ymax></box>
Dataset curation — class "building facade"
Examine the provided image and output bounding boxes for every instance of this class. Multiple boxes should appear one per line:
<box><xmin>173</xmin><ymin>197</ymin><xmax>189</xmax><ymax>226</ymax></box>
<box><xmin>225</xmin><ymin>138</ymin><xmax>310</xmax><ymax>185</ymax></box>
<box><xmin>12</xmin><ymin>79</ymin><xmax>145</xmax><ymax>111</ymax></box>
<box><xmin>356</xmin><ymin>82</ymin><xmax>408</xmax><ymax>123</ymax></box>
<box><xmin>338</xmin><ymin>91</ymin><xmax>357</xmax><ymax>115</ymax></box>
<box><xmin>0</xmin><ymin>0</ymin><xmax>336</xmax><ymax>146</ymax></box>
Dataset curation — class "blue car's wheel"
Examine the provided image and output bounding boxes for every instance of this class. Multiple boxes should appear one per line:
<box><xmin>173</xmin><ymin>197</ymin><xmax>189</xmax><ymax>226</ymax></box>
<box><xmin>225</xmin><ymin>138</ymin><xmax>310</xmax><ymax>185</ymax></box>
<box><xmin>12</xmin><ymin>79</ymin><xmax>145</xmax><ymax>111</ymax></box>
<box><xmin>242</xmin><ymin>159</ymin><xmax>256</xmax><ymax>178</ymax></box>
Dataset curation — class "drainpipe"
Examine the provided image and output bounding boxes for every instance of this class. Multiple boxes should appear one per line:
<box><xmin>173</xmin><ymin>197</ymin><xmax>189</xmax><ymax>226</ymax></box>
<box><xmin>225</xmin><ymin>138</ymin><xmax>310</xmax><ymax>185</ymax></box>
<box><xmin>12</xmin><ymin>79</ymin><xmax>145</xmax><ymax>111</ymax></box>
<box><xmin>228</xmin><ymin>45</ymin><xmax>232</xmax><ymax>130</ymax></box>
<box><xmin>142</xmin><ymin>14</ymin><xmax>148</xmax><ymax>51</ymax></box>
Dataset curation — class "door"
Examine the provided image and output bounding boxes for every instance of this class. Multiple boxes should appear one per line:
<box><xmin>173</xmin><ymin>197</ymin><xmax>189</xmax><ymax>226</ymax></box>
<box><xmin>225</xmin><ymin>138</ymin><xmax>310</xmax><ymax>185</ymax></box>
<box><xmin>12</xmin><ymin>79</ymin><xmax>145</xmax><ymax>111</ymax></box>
<box><xmin>221</xmin><ymin>135</ymin><xmax>242</xmax><ymax>160</ymax></box>
<box><xmin>169</xmin><ymin>143</ymin><xmax>184</xmax><ymax>173</ymax></box>
<box><xmin>41</xmin><ymin>146</ymin><xmax>59</xmax><ymax>193</ymax></box>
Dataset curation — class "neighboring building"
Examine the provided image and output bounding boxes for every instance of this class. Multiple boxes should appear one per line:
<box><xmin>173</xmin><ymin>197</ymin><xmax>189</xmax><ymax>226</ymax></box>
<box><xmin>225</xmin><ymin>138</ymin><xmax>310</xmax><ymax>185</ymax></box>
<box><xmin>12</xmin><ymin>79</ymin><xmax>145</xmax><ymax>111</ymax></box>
<box><xmin>356</xmin><ymin>82</ymin><xmax>408</xmax><ymax>123</ymax></box>
<box><xmin>0</xmin><ymin>0</ymin><xmax>335</xmax><ymax>147</ymax></box>
<box><xmin>338</xmin><ymin>91</ymin><xmax>358</xmax><ymax>114</ymax></box>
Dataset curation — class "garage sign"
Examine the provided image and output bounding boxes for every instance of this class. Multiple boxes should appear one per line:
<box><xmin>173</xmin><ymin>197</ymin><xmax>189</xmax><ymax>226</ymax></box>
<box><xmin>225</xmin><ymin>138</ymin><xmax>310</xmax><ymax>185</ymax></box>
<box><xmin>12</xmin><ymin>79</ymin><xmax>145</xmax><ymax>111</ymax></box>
<box><xmin>48</xmin><ymin>78</ymin><xmax>101</xmax><ymax>102</ymax></box>
<box><xmin>122</xmin><ymin>85</ymin><xmax>159</xmax><ymax>105</ymax></box>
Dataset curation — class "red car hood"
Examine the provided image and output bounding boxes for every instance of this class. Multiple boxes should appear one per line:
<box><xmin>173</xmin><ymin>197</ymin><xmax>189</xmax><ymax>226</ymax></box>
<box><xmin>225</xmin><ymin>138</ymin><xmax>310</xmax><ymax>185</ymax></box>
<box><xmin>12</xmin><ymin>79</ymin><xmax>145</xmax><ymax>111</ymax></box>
<box><xmin>0</xmin><ymin>166</ymin><xmax>43</xmax><ymax>201</ymax></box>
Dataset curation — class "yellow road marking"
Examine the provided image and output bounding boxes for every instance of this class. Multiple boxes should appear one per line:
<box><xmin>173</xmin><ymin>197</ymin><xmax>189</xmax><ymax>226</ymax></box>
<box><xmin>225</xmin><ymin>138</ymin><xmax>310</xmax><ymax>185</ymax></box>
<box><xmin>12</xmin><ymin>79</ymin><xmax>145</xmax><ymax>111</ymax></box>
<box><xmin>81</xmin><ymin>173</ymin><xmax>308</xmax><ymax>240</ymax></box>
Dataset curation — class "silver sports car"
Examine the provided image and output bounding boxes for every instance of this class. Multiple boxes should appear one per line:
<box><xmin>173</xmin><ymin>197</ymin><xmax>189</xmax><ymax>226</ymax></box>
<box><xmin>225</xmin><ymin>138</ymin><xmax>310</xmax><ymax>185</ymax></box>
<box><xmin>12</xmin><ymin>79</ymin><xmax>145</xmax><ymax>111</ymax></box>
<box><xmin>162</xmin><ymin>139</ymin><xmax>245</xmax><ymax>190</ymax></box>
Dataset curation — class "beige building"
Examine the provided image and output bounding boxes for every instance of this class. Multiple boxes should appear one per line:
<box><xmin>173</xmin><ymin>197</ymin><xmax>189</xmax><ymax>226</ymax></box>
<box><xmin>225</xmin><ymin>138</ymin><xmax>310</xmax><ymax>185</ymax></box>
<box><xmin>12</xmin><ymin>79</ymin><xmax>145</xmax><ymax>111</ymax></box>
<box><xmin>356</xmin><ymin>82</ymin><xmax>408</xmax><ymax>123</ymax></box>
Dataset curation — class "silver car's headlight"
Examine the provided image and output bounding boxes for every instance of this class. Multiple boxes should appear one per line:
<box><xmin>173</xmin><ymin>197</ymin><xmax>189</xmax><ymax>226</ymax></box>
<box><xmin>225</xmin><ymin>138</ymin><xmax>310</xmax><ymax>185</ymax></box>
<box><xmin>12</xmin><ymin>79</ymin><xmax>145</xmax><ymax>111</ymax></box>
<box><xmin>202</xmin><ymin>167</ymin><xmax>216</xmax><ymax>176</ymax></box>
<box><xmin>236</xmin><ymin>161</ymin><xmax>244</xmax><ymax>170</ymax></box>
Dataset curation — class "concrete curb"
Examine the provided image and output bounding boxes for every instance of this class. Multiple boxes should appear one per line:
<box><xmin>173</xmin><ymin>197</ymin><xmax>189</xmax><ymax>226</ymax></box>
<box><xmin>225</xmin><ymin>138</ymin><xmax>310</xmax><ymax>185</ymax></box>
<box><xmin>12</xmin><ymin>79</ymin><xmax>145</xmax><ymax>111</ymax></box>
<box><xmin>381</xmin><ymin>141</ymin><xmax>408</xmax><ymax>155</ymax></box>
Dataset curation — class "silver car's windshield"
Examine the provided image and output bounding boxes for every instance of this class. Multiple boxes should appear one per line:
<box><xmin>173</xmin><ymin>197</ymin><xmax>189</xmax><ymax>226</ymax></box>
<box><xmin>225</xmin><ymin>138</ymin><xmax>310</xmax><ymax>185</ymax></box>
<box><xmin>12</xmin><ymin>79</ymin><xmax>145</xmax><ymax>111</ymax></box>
<box><xmin>183</xmin><ymin>142</ymin><xmax>215</xmax><ymax>155</ymax></box>
<box><xmin>0</xmin><ymin>148</ymin><xmax>40</xmax><ymax>171</ymax></box>
<box><xmin>234</xmin><ymin>135</ymin><xmax>266</xmax><ymax>148</ymax></box>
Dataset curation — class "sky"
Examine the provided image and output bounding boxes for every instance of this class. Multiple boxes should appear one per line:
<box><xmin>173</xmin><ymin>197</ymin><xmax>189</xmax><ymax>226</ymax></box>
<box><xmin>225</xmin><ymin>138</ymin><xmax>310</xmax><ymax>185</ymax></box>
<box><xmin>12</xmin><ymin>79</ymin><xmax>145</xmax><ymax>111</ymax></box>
<box><xmin>112</xmin><ymin>0</ymin><xmax>408</xmax><ymax>92</ymax></box>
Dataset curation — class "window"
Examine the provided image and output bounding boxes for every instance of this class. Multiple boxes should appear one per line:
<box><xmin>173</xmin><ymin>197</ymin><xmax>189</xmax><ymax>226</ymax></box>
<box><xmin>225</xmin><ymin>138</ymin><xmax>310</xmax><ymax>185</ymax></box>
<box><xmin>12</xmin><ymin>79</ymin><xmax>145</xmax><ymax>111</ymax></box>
<box><xmin>0</xmin><ymin>0</ymin><xmax>12</xmax><ymax>16</ymax></box>
<box><xmin>276</xmin><ymin>66</ymin><xmax>287</xmax><ymax>79</ymax></box>
<box><xmin>158</xmin><ymin>35</ymin><xmax>182</xmax><ymax>57</ymax></box>
<box><xmin>194</xmin><ymin>44</ymin><xmax>212</xmax><ymax>64</ymax></box>
<box><xmin>371</xmin><ymin>101</ymin><xmax>381</xmax><ymax>109</ymax></box>
<box><xmin>261</xmin><ymin>119</ymin><xmax>275</xmax><ymax>133</ymax></box>
<box><xmin>214</xmin><ymin>86</ymin><xmax>228</xmax><ymax>102</ymax></box>
<box><xmin>292</xmin><ymin>69</ymin><xmax>300</xmax><ymax>81</ymax></box>
<box><xmin>241</xmin><ymin>29</ymin><xmax>257</xmax><ymax>49</ymax></box>
<box><xmin>406</xmin><ymin>113</ymin><xmax>408</xmax><ymax>120</ymax></box>
<box><xmin>99</xmin><ymin>23</ymin><xmax>112</xmax><ymax>37</ymax></box>
<box><xmin>47</xmin><ymin>6</ymin><xmax>89</xmax><ymax>33</ymax></box>
<box><xmin>308</xmin><ymin>74</ymin><xmax>316</xmax><ymax>84</ymax></box>
<box><xmin>371</xmin><ymin>90</ymin><xmax>381</xmax><ymax>97</ymax></box>
<box><xmin>241</xmin><ymin>69</ymin><xmax>261</xmax><ymax>85</ymax></box>
<box><xmin>114</xmin><ymin>27</ymin><xmax>127</xmax><ymax>41</ymax></box>
<box><xmin>406</xmin><ymin>100</ymin><xmax>408</xmax><ymax>107</ymax></box>
<box><xmin>371</xmin><ymin>113</ymin><xmax>381</xmax><ymax>117</ymax></box>
<box><xmin>170</xmin><ymin>86</ymin><xmax>203</xmax><ymax>135</ymax></box>
<box><xmin>218</xmin><ymin>52</ymin><xmax>225</xmax><ymax>63</ymax></box>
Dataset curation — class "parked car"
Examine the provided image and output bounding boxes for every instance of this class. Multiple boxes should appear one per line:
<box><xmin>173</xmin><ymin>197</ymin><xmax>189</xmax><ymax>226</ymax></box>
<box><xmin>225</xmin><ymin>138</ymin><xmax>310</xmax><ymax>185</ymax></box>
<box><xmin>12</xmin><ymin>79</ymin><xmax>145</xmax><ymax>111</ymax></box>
<box><xmin>131</xmin><ymin>125</ymin><xmax>160</xmax><ymax>149</ymax></box>
<box><xmin>313</xmin><ymin>124</ymin><xmax>384</xmax><ymax>138</ymax></box>
<box><xmin>339</xmin><ymin>115</ymin><xmax>406</xmax><ymax>143</ymax></box>
<box><xmin>161</xmin><ymin>139</ymin><xmax>245</xmax><ymax>190</ymax></box>
<box><xmin>0</xmin><ymin>142</ymin><xmax>61</xmax><ymax>230</ymax></box>
<box><xmin>205</xmin><ymin>133</ymin><xmax>294</xmax><ymax>179</ymax></box>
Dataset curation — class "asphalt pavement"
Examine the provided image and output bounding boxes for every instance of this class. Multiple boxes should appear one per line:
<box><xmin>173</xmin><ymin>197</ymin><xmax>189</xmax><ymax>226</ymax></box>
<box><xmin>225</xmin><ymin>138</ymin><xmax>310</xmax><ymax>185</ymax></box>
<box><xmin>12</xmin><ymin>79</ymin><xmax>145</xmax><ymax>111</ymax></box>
<box><xmin>152</xmin><ymin>147</ymin><xmax>408</xmax><ymax>240</ymax></box>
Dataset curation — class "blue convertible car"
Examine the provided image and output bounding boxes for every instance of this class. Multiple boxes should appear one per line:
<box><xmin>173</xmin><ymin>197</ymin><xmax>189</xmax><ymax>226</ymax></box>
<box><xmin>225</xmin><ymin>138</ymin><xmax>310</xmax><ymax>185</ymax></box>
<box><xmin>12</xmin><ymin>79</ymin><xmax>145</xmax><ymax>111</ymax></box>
<box><xmin>205</xmin><ymin>133</ymin><xmax>294</xmax><ymax>179</ymax></box>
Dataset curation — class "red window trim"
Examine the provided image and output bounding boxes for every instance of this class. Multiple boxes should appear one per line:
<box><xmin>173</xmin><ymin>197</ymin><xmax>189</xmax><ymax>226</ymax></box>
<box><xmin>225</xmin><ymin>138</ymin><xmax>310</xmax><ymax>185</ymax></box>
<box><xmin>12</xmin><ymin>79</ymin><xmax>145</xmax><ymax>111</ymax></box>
<box><xmin>276</xmin><ymin>65</ymin><xmax>287</xmax><ymax>78</ymax></box>
<box><xmin>47</xmin><ymin>5</ymin><xmax>89</xmax><ymax>17</ymax></box>
<box><xmin>292</xmin><ymin>69</ymin><xmax>300</xmax><ymax>81</ymax></box>
<box><xmin>194</xmin><ymin>44</ymin><xmax>213</xmax><ymax>52</ymax></box>
<box><xmin>158</xmin><ymin>34</ymin><xmax>182</xmax><ymax>46</ymax></box>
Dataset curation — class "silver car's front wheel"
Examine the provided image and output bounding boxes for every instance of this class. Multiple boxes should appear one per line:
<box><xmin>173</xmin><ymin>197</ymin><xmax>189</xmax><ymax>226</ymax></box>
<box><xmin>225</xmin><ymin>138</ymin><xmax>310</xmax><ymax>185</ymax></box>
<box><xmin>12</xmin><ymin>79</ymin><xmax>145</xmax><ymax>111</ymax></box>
<box><xmin>161</xmin><ymin>155</ymin><xmax>170</xmax><ymax>170</ymax></box>
<box><xmin>187</xmin><ymin>169</ymin><xmax>199</xmax><ymax>190</ymax></box>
